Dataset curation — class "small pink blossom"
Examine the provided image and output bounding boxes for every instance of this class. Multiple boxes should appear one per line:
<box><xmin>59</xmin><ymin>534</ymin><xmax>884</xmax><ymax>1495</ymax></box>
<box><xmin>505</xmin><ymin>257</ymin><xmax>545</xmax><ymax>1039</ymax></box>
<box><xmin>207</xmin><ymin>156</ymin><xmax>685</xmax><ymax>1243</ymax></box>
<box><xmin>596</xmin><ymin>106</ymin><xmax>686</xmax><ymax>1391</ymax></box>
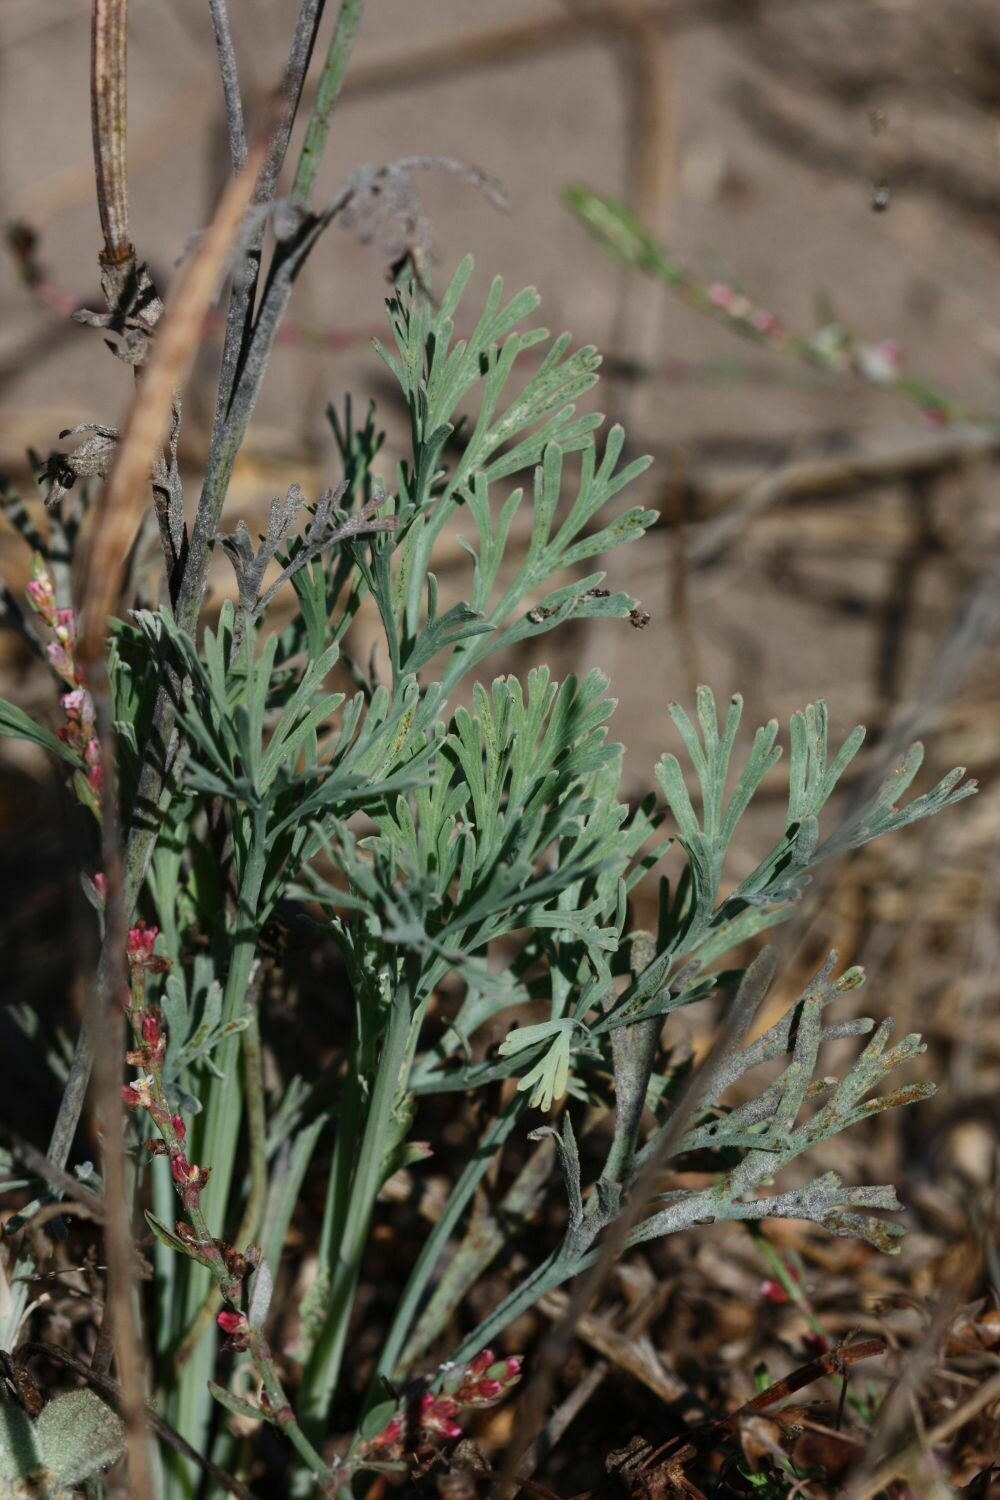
<box><xmin>707</xmin><ymin>281</ymin><xmax>735</xmax><ymax>310</ymax></box>
<box><xmin>172</xmin><ymin>1152</ymin><xmax>206</xmax><ymax>1188</ymax></box>
<box><xmin>170</xmin><ymin>1114</ymin><xmax>186</xmax><ymax>1142</ymax></box>
<box><xmin>54</xmin><ymin>609</ymin><xmax>76</xmax><ymax>643</ymax></box>
<box><xmin>61</xmin><ymin>687</ymin><xmax>87</xmax><ymax>718</ymax></box>
<box><xmin>419</xmin><ymin>1393</ymin><xmax>462</xmax><ymax>1439</ymax></box>
<box><xmin>750</xmin><ymin>307</ymin><xmax>780</xmax><ymax>336</ymax></box>
<box><xmin>172</xmin><ymin>1155</ymin><xmax>211</xmax><ymax>1209</ymax></box>
<box><xmin>142</xmin><ymin>1012</ymin><xmax>163</xmax><ymax>1047</ymax></box>
<box><xmin>371</xmin><ymin>1414</ymin><xmax>404</xmax><ymax>1450</ymax></box>
<box><xmin>93</xmin><ymin>873</ymin><xmax>107</xmax><ymax>899</ymax></box>
<box><xmin>216</xmin><ymin>1308</ymin><xmax>251</xmax><ymax>1350</ymax></box>
<box><xmin>448</xmin><ymin>1349</ymin><xmax>523</xmax><ymax>1406</ymax></box>
<box><xmin>46</xmin><ymin>640</ymin><xmax>74</xmax><ymax>679</ymax></box>
<box><xmin>760</xmin><ymin>1278</ymin><xmax>789</xmax><ymax>1304</ymax></box>
<box><xmin>127</xmin><ymin>924</ymin><xmax>159</xmax><ymax>966</ymax></box>
<box><xmin>26</xmin><ymin>567</ymin><xmax>58</xmax><ymax>628</ymax></box>
<box><xmin>122</xmin><ymin>1074</ymin><xmax>156</xmax><ymax>1109</ymax></box>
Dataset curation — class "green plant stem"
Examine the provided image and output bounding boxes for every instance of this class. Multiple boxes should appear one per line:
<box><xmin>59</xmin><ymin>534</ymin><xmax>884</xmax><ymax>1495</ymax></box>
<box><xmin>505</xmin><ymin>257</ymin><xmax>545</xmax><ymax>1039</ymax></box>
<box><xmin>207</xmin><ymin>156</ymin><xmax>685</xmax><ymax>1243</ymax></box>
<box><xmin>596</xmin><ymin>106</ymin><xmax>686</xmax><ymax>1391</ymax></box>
<box><xmin>298</xmin><ymin>986</ymin><xmax>412</xmax><ymax>1437</ymax></box>
<box><xmin>602</xmin><ymin>1012</ymin><xmax>660</xmax><ymax>1185</ymax></box>
<box><xmin>125</xmin><ymin>963</ymin><xmax>332</xmax><ymax>1490</ymax></box>
<box><xmin>45</xmin><ymin>708</ymin><xmax>177</xmax><ymax>1176</ymax></box>
<box><xmin>179</xmin><ymin>1182</ymin><xmax>333</xmax><ymax>1488</ymax></box>
<box><xmin>564</xmin><ymin>185</ymin><xmax>972</xmax><ymax>425</ymax></box>
<box><xmin>368</xmin><ymin>1094</ymin><xmax>526</xmax><ymax>1396</ymax></box>
<box><xmin>250</xmin><ymin>1341</ymin><xmax>334</xmax><ymax>1486</ymax></box>
<box><xmin>170</xmin><ymin>817</ymin><xmax>269</xmax><ymax>1472</ymax></box>
<box><xmin>290</xmin><ymin>0</ymin><xmax>365</xmax><ymax>206</ymax></box>
<box><xmin>449</xmin><ymin>1247</ymin><xmax>572</xmax><ymax>1367</ymax></box>
<box><xmin>398</xmin><ymin>1127</ymin><xmax>554</xmax><ymax>1378</ymax></box>
<box><xmin>749</xmin><ymin>1228</ymin><xmax>872</xmax><ymax>1421</ymax></box>
<box><xmin>172</xmin><ymin>1009</ymin><xmax>269</xmax><ymax>1370</ymax></box>
<box><xmin>446</xmin><ymin>1182</ymin><xmax>732</xmax><ymax>1369</ymax></box>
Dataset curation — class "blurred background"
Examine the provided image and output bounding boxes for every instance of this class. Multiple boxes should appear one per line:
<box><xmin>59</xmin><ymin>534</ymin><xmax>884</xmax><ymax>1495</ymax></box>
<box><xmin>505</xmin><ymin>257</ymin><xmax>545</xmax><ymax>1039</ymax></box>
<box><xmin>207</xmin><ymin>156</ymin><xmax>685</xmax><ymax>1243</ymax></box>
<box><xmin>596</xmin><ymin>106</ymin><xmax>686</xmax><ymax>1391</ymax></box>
<box><xmin>1</xmin><ymin>0</ymin><xmax>998</xmax><ymax>1481</ymax></box>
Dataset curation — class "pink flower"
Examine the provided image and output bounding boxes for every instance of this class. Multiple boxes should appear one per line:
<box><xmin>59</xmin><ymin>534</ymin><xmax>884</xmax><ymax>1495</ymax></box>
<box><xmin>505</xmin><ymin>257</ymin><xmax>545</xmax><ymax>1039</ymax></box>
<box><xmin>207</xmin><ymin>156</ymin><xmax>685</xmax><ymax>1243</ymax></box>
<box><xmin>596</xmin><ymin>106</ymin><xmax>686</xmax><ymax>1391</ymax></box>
<box><xmin>26</xmin><ymin>575</ymin><xmax>58</xmax><ymax>629</ymax></box>
<box><xmin>750</xmin><ymin>308</ymin><xmax>780</xmax><ymax>336</ymax></box>
<box><xmin>170</xmin><ymin>1114</ymin><xmax>186</xmax><ymax>1142</ymax></box>
<box><xmin>61</xmin><ymin>688</ymin><xmax>96</xmax><ymax>734</ymax></box>
<box><xmin>369</xmin><ymin>1414</ymin><xmax>405</xmax><ymax>1452</ymax></box>
<box><xmin>760</xmin><ymin>1279</ymin><xmax>789</xmax><ymax>1304</ymax></box>
<box><xmin>707</xmin><ymin>281</ymin><xmax>735</xmax><ymax>310</ymax></box>
<box><xmin>93</xmin><ymin>873</ymin><xmax>107</xmax><ymax>899</ymax></box>
<box><xmin>122</xmin><ymin>1074</ymin><xmax>156</xmax><ymax>1109</ymax></box>
<box><xmin>172</xmin><ymin>1155</ymin><xmax>211</xmax><ymax>1209</ymax></box>
<box><xmin>54</xmin><ymin>609</ymin><xmax>76</xmax><ymax>643</ymax></box>
<box><xmin>127</xmin><ymin>924</ymin><xmax>159</xmax><ymax>966</ymax></box>
<box><xmin>46</xmin><ymin>640</ymin><xmax>73</xmax><ymax>680</ymax></box>
<box><xmin>26</xmin><ymin>556</ymin><xmax>57</xmax><ymax>619</ymax></box>
<box><xmin>171</xmin><ymin>1156</ymin><xmax>207</xmax><ymax>1189</ymax></box>
<box><xmin>217</xmin><ymin>1308</ymin><xmax>251</xmax><ymax>1350</ymax></box>
<box><xmin>419</xmin><ymin>1393</ymin><xmax>462</xmax><ymax>1439</ymax></box>
<box><xmin>449</xmin><ymin>1350</ymin><xmax>523</xmax><ymax>1406</ymax></box>
<box><xmin>142</xmin><ymin>1012</ymin><xmax>162</xmax><ymax>1047</ymax></box>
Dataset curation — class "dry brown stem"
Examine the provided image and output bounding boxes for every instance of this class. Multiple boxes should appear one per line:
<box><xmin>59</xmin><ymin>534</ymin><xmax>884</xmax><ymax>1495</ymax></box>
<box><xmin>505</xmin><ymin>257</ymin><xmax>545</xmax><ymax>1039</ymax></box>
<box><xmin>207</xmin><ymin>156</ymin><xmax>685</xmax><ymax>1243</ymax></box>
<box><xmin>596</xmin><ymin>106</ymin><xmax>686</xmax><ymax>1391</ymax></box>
<box><xmin>76</xmin><ymin>141</ymin><xmax>262</xmax><ymax>665</ymax></box>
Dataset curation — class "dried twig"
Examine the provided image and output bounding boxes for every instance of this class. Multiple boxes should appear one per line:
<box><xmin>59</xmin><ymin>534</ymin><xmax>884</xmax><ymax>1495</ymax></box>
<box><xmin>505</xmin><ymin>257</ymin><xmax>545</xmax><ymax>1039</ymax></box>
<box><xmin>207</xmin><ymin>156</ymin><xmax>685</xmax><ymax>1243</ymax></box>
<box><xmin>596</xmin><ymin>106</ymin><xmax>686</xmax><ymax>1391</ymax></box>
<box><xmin>90</xmin><ymin>0</ymin><xmax>132</xmax><ymax>274</ymax></box>
<box><xmin>76</xmin><ymin>141</ymin><xmax>262</xmax><ymax>665</ymax></box>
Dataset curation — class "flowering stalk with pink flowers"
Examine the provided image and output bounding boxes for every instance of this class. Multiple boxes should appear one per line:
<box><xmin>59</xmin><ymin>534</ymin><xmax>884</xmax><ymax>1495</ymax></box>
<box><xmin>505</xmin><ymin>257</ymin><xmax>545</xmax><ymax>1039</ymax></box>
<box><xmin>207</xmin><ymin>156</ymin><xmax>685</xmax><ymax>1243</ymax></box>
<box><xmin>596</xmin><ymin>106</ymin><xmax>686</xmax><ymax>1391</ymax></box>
<box><xmin>565</xmin><ymin>184</ymin><xmax>975</xmax><ymax>427</ymax></box>
<box><xmin>23</xmin><ymin>553</ymin><xmax>103</xmax><ymax>818</ymax></box>
<box><xmin>119</xmin><ymin>920</ymin><xmax>338</xmax><ymax>1489</ymax></box>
